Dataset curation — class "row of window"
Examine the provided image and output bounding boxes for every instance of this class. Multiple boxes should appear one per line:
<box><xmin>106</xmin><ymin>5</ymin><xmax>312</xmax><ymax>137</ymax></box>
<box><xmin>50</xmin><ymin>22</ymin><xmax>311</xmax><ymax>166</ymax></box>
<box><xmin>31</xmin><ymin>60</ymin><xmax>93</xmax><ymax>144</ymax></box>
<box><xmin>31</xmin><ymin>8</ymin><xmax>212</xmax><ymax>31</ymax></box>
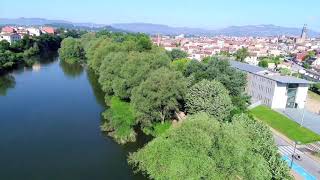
<box><xmin>253</xmin><ymin>75</ymin><xmax>273</xmax><ymax>85</ymax></box>
<box><xmin>251</xmin><ymin>82</ymin><xmax>273</xmax><ymax>94</ymax></box>
<box><xmin>256</xmin><ymin>94</ymin><xmax>272</xmax><ymax>106</ymax></box>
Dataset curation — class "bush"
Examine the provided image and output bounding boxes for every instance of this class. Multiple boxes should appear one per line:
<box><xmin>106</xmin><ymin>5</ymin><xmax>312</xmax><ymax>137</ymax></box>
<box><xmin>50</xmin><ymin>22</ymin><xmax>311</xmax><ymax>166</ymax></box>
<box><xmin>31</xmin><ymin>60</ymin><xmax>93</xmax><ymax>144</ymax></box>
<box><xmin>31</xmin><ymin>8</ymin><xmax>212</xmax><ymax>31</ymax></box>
<box><xmin>310</xmin><ymin>83</ymin><xmax>320</xmax><ymax>95</ymax></box>
<box><xmin>100</xmin><ymin>96</ymin><xmax>136</xmax><ymax>144</ymax></box>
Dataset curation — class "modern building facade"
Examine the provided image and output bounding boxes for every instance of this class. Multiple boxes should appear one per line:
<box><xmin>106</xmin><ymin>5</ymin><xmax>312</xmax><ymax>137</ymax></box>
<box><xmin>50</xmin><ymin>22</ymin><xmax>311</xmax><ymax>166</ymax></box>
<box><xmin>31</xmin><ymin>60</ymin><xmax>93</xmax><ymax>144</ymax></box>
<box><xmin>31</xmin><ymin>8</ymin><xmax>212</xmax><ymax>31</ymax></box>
<box><xmin>230</xmin><ymin>60</ymin><xmax>311</xmax><ymax>109</ymax></box>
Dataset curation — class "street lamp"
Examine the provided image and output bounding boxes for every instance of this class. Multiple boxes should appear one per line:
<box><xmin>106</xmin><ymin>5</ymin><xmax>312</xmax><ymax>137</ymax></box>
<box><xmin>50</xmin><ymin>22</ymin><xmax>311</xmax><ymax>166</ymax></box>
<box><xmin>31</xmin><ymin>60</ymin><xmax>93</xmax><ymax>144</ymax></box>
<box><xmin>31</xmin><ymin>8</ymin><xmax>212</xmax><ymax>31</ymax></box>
<box><xmin>290</xmin><ymin>141</ymin><xmax>301</xmax><ymax>169</ymax></box>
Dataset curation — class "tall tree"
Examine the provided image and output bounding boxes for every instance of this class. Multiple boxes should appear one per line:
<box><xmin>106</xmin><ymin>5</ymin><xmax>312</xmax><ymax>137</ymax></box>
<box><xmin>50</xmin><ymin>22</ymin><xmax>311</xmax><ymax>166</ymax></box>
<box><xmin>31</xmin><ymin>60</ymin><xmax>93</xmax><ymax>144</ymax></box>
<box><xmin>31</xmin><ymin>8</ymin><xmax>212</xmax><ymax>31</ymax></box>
<box><xmin>167</xmin><ymin>49</ymin><xmax>188</xmax><ymax>60</ymax></box>
<box><xmin>0</xmin><ymin>40</ymin><xmax>10</xmax><ymax>52</ymax></box>
<box><xmin>113</xmin><ymin>51</ymin><xmax>170</xmax><ymax>100</ymax></box>
<box><xmin>184</xmin><ymin>58</ymin><xmax>247</xmax><ymax>97</ymax></box>
<box><xmin>59</xmin><ymin>37</ymin><xmax>85</xmax><ymax>64</ymax></box>
<box><xmin>232</xmin><ymin>114</ymin><xmax>292</xmax><ymax>180</ymax></box>
<box><xmin>131</xmin><ymin>67</ymin><xmax>187</xmax><ymax>127</ymax></box>
<box><xmin>185</xmin><ymin>80</ymin><xmax>233</xmax><ymax>121</ymax></box>
<box><xmin>235</xmin><ymin>47</ymin><xmax>250</xmax><ymax>62</ymax></box>
<box><xmin>98</xmin><ymin>52</ymin><xmax>129</xmax><ymax>94</ymax></box>
<box><xmin>128</xmin><ymin>112</ymin><xmax>284</xmax><ymax>180</ymax></box>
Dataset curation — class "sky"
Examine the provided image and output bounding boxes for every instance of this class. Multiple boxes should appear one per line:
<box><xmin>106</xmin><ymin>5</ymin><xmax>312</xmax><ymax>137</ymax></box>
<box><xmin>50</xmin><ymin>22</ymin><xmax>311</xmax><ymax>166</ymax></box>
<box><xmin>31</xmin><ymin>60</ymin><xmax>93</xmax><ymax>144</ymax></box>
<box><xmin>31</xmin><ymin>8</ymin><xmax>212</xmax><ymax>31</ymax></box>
<box><xmin>1</xmin><ymin>0</ymin><xmax>319</xmax><ymax>31</ymax></box>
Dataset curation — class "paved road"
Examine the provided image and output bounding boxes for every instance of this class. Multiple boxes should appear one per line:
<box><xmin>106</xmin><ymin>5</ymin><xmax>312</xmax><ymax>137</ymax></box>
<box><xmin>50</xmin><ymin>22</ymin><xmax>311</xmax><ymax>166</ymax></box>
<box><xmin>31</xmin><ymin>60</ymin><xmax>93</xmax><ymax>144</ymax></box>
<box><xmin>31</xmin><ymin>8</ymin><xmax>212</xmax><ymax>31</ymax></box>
<box><xmin>273</xmin><ymin>133</ymin><xmax>320</xmax><ymax>179</ymax></box>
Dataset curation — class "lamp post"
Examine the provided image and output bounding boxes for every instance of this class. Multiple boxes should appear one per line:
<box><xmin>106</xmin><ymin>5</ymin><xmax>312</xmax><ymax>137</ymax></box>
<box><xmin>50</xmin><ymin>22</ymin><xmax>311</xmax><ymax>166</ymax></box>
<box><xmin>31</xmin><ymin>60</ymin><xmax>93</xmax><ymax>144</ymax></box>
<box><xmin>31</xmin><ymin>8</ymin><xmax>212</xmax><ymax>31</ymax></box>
<box><xmin>290</xmin><ymin>141</ymin><xmax>300</xmax><ymax>169</ymax></box>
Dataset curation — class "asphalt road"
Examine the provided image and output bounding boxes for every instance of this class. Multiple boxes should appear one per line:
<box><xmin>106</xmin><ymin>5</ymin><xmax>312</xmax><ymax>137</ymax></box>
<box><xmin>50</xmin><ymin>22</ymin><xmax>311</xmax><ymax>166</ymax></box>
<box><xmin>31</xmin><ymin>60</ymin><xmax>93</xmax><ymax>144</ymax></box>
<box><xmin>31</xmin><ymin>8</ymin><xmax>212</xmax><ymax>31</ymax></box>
<box><xmin>273</xmin><ymin>133</ymin><xmax>320</xmax><ymax>179</ymax></box>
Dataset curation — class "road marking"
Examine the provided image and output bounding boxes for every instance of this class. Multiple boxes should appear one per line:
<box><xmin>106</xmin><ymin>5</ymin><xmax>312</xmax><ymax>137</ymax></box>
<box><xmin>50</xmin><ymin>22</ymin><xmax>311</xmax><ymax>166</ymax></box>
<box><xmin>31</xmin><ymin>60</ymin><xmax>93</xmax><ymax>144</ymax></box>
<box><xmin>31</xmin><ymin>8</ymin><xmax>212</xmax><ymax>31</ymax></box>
<box><xmin>278</xmin><ymin>145</ymin><xmax>303</xmax><ymax>156</ymax></box>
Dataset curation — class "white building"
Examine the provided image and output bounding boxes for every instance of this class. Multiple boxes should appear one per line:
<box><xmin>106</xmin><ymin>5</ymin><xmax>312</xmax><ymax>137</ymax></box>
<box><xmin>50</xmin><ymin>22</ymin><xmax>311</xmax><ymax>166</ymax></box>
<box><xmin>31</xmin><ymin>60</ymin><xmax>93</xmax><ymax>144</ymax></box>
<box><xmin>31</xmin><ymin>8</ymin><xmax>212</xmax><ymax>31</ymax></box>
<box><xmin>244</xmin><ymin>56</ymin><xmax>259</xmax><ymax>66</ymax></box>
<box><xmin>26</xmin><ymin>27</ymin><xmax>41</xmax><ymax>36</ymax></box>
<box><xmin>0</xmin><ymin>33</ymin><xmax>21</xmax><ymax>44</ymax></box>
<box><xmin>230</xmin><ymin>60</ymin><xmax>311</xmax><ymax>109</ymax></box>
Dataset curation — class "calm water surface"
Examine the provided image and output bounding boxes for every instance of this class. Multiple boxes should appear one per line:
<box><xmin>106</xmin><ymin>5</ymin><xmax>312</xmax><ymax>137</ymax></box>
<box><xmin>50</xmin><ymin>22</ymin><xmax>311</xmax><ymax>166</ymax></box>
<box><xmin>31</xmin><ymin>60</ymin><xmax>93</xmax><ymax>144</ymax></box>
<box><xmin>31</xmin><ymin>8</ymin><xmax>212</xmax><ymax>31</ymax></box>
<box><xmin>0</xmin><ymin>55</ymin><xmax>148</xmax><ymax>180</ymax></box>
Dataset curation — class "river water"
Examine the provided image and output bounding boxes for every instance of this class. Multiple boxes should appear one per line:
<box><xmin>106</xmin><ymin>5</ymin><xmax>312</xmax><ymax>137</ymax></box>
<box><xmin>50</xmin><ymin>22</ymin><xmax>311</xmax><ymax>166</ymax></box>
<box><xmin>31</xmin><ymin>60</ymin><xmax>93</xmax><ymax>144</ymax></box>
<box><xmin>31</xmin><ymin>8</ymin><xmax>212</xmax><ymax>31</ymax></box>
<box><xmin>0</xmin><ymin>55</ymin><xmax>148</xmax><ymax>180</ymax></box>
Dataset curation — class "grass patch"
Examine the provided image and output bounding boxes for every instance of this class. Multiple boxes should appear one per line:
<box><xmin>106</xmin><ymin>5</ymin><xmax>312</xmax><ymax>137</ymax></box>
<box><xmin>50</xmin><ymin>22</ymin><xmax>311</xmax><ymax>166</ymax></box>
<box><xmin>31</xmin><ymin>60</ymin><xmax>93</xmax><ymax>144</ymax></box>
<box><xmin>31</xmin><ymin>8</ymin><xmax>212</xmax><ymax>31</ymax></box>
<box><xmin>250</xmin><ymin>105</ymin><xmax>320</xmax><ymax>144</ymax></box>
<box><xmin>143</xmin><ymin>121</ymin><xmax>171</xmax><ymax>137</ymax></box>
<box><xmin>312</xmin><ymin>152</ymin><xmax>320</xmax><ymax>158</ymax></box>
<box><xmin>101</xmin><ymin>96</ymin><xmax>136</xmax><ymax>144</ymax></box>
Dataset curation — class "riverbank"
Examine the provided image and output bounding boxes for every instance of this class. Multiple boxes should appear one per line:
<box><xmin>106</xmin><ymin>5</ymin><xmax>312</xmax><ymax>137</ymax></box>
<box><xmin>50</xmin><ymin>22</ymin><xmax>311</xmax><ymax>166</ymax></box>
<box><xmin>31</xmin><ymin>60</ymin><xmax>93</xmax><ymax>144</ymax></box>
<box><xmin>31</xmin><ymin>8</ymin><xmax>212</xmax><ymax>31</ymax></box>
<box><xmin>0</xmin><ymin>34</ymin><xmax>62</xmax><ymax>72</ymax></box>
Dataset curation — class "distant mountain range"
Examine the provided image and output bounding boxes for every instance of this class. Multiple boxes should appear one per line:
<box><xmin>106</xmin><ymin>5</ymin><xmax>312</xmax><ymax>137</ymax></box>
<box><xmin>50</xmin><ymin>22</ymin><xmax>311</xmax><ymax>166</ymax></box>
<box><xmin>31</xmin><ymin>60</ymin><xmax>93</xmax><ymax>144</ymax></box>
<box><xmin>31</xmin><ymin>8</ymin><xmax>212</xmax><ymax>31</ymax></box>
<box><xmin>1</xmin><ymin>18</ymin><xmax>319</xmax><ymax>37</ymax></box>
<box><xmin>112</xmin><ymin>23</ymin><xmax>320</xmax><ymax>37</ymax></box>
<box><xmin>0</xmin><ymin>17</ymin><xmax>119</xmax><ymax>31</ymax></box>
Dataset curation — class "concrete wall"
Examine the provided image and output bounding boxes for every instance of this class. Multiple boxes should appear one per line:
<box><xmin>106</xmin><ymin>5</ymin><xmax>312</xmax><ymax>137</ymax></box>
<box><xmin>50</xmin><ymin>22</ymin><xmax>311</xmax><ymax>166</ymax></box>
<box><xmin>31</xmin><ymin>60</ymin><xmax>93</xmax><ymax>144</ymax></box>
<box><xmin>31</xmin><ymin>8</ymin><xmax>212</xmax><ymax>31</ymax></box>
<box><xmin>246</xmin><ymin>73</ymin><xmax>276</xmax><ymax>107</ymax></box>
<box><xmin>271</xmin><ymin>83</ymin><xmax>287</xmax><ymax>109</ymax></box>
<box><xmin>295</xmin><ymin>84</ymin><xmax>309</xmax><ymax>108</ymax></box>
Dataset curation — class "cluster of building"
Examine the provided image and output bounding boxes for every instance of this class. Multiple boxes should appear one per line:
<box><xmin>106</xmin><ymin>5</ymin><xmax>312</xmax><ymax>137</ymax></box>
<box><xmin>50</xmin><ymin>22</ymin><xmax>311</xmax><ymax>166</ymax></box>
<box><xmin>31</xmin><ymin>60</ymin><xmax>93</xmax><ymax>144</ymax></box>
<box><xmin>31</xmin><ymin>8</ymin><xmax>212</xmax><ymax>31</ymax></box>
<box><xmin>152</xmin><ymin>25</ymin><xmax>320</xmax><ymax>110</ymax></box>
<box><xmin>0</xmin><ymin>26</ymin><xmax>55</xmax><ymax>44</ymax></box>
<box><xmin>152</xmin><ymin>25</ymin><xmax>320</xmax><ymax>70</ymax></box>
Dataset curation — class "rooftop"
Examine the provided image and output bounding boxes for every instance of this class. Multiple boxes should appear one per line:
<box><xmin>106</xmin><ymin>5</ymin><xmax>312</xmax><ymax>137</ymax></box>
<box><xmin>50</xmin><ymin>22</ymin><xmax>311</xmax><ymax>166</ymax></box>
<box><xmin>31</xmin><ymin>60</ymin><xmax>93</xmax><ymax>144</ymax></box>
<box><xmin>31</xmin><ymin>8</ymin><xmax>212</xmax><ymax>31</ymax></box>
<box><xmin>229</xmin><ymin>60</ymin><xmax>311</xmax><ymax>84</ymax></box>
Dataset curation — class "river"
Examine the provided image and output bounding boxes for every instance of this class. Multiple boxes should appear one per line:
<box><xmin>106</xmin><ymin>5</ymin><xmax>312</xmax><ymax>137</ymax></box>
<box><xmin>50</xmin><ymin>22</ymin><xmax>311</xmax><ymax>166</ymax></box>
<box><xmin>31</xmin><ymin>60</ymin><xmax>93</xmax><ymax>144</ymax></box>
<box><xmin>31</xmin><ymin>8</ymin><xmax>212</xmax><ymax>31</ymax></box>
<box><xmin>0</xmin><ymin>54</ymin><xmax>148</xmax><ymax>180</ymax></box>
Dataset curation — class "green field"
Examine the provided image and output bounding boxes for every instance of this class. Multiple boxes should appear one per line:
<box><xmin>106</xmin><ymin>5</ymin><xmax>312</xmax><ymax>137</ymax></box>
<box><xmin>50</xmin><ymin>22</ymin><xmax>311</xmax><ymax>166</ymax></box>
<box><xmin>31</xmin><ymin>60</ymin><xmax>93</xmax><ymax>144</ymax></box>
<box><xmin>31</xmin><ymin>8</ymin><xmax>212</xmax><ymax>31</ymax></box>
<box><xmin>250</xmin><ymin>105</ymin><xmax>320</xmax><ymax>144</ymax></box>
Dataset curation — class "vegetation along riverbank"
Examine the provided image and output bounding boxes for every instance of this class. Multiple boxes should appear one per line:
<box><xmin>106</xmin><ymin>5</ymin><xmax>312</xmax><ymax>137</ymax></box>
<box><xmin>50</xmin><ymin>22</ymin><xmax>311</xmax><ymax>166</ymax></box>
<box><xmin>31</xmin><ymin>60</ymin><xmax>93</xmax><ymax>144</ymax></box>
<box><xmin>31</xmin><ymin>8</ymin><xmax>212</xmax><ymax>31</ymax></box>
<box><xmin>58</xmin><ymin>30</ymin><xmax>293</xmax><ymax>179</ymax></box>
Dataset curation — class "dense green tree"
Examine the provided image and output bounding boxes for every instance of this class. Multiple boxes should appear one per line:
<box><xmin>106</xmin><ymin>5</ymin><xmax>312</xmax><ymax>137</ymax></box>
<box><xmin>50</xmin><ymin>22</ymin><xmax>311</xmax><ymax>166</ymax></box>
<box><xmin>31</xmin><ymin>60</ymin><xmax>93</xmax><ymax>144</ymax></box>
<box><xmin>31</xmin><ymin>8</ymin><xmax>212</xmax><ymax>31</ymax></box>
<box><xmin>98</xmin><ymin>52</ymin><xmax>129</xmax><ymax>94</ymax></box>
<box><xmin>35</xmin><ymin>34</ymin><xmax>62</xmax><ymax>52</ymax></box>
<box><xmin>170</xmin><ymin>58</ymin><xmax>191</xmax><ymax>73</ymax></box>
<box><xmin>184</xmin><ymin>59</ymin><xmax>206</xmax><ymax>77</ymax></box>
<box><xmin>131</xmin><ymin>67</ymin><xmax>187</xmax><ymax>127</ymax></box>
<box><xmin>231</xmin><ymin>94</ymin><xmax>251</xmax><ymax>115</ymax></box>
<box><xmin>87</xmin><ymin>38</ymin><xmax>123</xmax><ymax>72</ymax></box>
<box><xmin>59</xmin><ymin>37</ymin><xmax>85</xmax><ymax>64</ymax></box>
<box><xmin>128</xmin><ymin>112</ymin><xmax>285</xmax><ymax>180</ymax></box>
<box><xmin>23</xmin><ymin>43</ymin><xmax>40</xmax><ymax>58</ymax></box>
<box><xmin>0</xmin><ymin>32</ymin><xmax>61</xmax><ymax>71</ymax></box>
<box><xmin>303</xmin><ymin>50</ymin><xmax>316</xmax><ymax>61</ymax></box>
<box><xmin>167</xmin><ymin>48</ymin><xmax>188</xmax><ymax>60</ymax></box>
<box><xmin>235</xmin><ymin>47</ymin><xmax>249</xmax><ymax>62</ymax></box>
<box><xmin>0</xmin><ymin>40</ymin><xmax>10</xmax><ymax>52</ymax></box>
<box><xmin>185</xmin><ymin>80</ymin><xmax>233</xmax><ymax>121</ymax></box>
<box><xmin>258</xmin><ymin>59</ymin><xmax>269</xmax><ymax>68</ymax></box>
<box><xmin>113</xmin><ymin>51</ymin><xmax>170</xmax><ymax>99</ymax></box>
<box><xmin>233</xmin><ymin>114</ymin><xmax>292</xmax><ymax>180</ymax></box>
<box><xmin>128</xmin><ymin>113</ymin><xmax>220</xmax><ymax>180</ymax></box>
<box><xmin>303</xmin><ymin>62</ymin><xmax>311</xmax><ymax>69</ymax></box>
<box><xmin>101</xmin><ymin>96</ymin><xmax>136</xmax><ymax>144</ymax></box>
<box><xmin>184</xmin><ymin>58</ymin><xmax>247</xmax><ymax>97</ymax></box>
<box><xmin>136</xmin><ymin>35</ymin><xmax>152</xmax><ymax>51</ymax></box>
<box><xmin>310</xmin><ymin>83</ymin><xmax>320</xmax><ymax>95</ymax></box>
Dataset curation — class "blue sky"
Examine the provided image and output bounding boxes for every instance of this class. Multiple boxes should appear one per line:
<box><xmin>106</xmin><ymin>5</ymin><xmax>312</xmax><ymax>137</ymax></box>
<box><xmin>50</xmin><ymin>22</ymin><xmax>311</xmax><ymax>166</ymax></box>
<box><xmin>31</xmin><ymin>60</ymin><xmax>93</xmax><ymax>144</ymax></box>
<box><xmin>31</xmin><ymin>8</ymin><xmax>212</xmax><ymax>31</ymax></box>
<box><xmin>1</xmin><ymin>0</ymin><xmax>319</xmax><ymax>30</ymax></box>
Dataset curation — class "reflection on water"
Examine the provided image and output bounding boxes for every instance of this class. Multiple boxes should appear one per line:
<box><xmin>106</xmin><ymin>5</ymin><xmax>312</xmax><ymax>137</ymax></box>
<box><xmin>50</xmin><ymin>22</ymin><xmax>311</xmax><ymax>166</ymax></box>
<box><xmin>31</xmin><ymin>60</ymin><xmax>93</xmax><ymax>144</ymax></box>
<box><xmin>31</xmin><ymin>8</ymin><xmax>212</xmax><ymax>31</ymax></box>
<box><xmin>32</xmin><ymin>62</ymin><xmax>41</xmax><ymax>72</ymax></box>
<box><xmin>87</xmin><ymin>69</ymin><xmax>106</xmax><ymax>107</ymax></box>
<box><xmin>0</xmin><ymin>75</ymin><xmax>15</xmax><ymax>96</ymax></box>
<box><xmin>59</xmin><ymin>60</ymin><xmax>84</xmax><ymax>78</ymax></box>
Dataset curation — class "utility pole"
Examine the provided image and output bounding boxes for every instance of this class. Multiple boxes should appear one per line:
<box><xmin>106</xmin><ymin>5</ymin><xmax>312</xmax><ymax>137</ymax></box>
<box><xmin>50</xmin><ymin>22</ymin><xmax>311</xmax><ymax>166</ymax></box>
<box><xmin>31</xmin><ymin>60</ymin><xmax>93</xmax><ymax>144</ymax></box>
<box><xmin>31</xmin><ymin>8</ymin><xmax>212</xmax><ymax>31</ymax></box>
<box><xmin>290</xmin><ymin>141</ymin><xmax>298</xmax><ymax>169</ymax></box>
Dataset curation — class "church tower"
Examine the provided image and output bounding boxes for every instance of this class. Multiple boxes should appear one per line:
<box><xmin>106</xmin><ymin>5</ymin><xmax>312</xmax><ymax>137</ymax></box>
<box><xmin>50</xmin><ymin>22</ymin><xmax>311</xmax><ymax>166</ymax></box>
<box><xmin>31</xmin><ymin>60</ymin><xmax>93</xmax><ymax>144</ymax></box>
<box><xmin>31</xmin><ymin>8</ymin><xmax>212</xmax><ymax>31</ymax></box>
<box><xmin>300</xmin><ymin>24</ymin><xmax>307</xmax><ymax>42</ymax></box>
